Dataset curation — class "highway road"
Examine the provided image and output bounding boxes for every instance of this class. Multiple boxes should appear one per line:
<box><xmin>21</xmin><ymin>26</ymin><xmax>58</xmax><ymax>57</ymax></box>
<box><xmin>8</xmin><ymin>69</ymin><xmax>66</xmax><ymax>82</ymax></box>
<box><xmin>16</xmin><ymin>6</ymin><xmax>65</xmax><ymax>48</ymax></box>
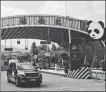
<box><xmin>1</xmin><ymin>71</ymin><xmax>105</xmax><ymax>91</ymax></box>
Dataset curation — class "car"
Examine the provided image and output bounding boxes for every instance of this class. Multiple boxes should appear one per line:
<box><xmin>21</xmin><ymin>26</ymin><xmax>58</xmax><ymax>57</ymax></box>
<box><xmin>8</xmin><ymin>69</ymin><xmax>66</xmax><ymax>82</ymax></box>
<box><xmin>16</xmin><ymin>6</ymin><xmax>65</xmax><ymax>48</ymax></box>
<box><xmin>7</xmin><ymin>62</ymin><xmax>42</xmax><ymax>87</ymax></box>
<box><xmin>9</xmin><ymin>59</ymin><xmax>19</xmax><ymax>64</ymax></box>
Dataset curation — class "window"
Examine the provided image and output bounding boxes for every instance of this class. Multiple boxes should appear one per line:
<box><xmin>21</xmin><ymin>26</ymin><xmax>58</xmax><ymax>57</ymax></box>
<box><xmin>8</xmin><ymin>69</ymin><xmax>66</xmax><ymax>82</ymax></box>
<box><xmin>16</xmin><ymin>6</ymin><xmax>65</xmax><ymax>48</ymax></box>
<box><xmin>17</xmin><ymin>64</ymin><xmax>35</xmax><ymax>70</ymax></box>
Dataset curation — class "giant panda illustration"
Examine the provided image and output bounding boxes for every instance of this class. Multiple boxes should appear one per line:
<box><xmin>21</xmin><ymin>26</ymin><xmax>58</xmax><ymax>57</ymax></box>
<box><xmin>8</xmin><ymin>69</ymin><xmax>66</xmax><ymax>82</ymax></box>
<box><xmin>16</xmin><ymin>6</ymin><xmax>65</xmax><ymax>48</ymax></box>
<box><xmin>87</xmin><ymin>20</ymin><xmax>106</xmax><ymax>71</ymax></box>
<box><xmin>87</xmin><ymin>21</ymin><xmax>105</xmax><ymax>42</ymax></box>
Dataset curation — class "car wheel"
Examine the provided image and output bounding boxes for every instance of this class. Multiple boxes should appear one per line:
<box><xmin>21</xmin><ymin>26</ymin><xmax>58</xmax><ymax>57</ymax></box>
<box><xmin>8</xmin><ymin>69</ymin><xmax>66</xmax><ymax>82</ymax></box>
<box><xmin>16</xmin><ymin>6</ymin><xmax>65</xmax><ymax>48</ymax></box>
<box><xmin>7</xmin><ymin>78</ymin><xmax>11</xmax><ymax>83</ymax></box>
<box><xmin>15</xmin><ymin>78</ymin><xmax>21</xmax><ymax>87</ymax></box>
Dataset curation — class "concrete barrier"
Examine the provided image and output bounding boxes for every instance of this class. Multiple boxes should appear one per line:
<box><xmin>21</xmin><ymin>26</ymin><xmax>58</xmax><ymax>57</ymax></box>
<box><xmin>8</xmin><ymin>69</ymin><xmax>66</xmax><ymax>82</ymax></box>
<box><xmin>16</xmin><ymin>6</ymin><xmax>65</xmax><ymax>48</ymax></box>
<box><xmin>40</xmin><ymin>67</ymin><xmax>92</xmax><ymax>79</ymax></box>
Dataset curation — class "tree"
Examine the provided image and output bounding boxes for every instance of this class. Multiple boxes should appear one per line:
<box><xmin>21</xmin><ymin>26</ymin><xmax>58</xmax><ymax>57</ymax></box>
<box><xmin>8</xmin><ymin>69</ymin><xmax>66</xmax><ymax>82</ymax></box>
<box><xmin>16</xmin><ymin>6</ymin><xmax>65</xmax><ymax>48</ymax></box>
<box><xmin>101</xmin><ymin>60</ymin><xmax>106</xmax><ymax>71</ymax></box>
<box><xmin>1</xmin><ymin>52</ymin><xmax>4</xmax><ymax>60</ymax></box>
<box><xmin>41</xmin><ymin>44</ymin><xmax>48</xmax><ymax>51</ymax></box>
<box><xmin>31</xmin><ymin>42</ymin><xmax>38</xmax><ymax>56</ymax></box>
<box><xmin>51</xmin><ymin>43</ymin><xmax>57</xmax><ymax>51</ymax></box>
<box><xmin>61</xmin><ymin>52</ymin><xmax>68</xmax><ymax>59</ymax></box>
<box><xmin>59</xmin><ymin>42</ymin><xmax>69</xmax><ymax>50</ymax></box>
<box><xmin>37</xmin><ymin>50</ymin><xmax>45</xmax><ymax>58</ymax></box>
<box><xmin>100</xmin><ymin>59</ymin><xmax>106</xmax><ymax>71</ymax></box>
<box><xmin>82</xmin><ymin>62</ymin><xmax>91</xmax><ymax>67</ymax></box>
<box><xmin>93</xmin><ymin>61</ymin><xmax>100</xmax><ymax>69</ymax></box>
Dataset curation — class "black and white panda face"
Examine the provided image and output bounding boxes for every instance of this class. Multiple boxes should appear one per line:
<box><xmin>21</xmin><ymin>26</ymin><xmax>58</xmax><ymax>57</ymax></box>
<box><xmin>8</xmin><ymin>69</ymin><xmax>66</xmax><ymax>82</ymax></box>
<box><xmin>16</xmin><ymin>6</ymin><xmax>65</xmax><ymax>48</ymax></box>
<box><xmin>88</xmin><ymin>22</ymin><xmax>104</xmax><ymax>39</ymax></box>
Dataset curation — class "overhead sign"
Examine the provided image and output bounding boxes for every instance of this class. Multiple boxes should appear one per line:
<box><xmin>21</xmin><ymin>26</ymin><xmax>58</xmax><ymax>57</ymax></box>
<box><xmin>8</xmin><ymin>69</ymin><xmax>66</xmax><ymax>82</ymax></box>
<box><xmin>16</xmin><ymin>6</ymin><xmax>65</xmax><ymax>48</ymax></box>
<box><xmin>4</xmin><ymin>48</ymin><xmax>13</xmax><ymax>51</ymax></box>
<box><xmin>40</xmin><ymin>41</ymin><xmax>51</xmax><ymax>44</ymax></box>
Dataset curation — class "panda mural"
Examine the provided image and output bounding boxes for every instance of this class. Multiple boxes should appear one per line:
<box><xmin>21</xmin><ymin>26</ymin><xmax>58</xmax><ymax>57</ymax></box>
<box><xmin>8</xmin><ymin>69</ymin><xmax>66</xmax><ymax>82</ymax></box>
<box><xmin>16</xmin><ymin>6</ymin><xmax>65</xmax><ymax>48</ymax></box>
<box><xmin>87</xmin><ymin>20</ymin><xmax>105</xmax><ymax>44</ymax></box>
<box><xmin>87</xmin><ymin>20</ymin><xmax>106</xmax><ymax>71</ymax></box>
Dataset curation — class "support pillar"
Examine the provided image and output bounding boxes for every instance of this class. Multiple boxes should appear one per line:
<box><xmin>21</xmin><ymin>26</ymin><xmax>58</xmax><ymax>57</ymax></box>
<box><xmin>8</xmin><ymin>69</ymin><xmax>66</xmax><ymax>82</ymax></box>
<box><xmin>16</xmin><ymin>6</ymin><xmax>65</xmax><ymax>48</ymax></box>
<box><xmin>68</xmin><ymin>27</ymin><xmax>72</xmax><ymax>71</ymax></box>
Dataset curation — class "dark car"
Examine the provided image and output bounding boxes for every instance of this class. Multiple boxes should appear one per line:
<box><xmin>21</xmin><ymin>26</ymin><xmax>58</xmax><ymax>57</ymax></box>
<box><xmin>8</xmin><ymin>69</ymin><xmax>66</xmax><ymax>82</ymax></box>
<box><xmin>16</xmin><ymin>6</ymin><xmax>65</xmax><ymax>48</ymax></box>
<box><xmin>7</xmin><ymin>62</ymin><xmax>42</xmax><ymax>87</ymax></box>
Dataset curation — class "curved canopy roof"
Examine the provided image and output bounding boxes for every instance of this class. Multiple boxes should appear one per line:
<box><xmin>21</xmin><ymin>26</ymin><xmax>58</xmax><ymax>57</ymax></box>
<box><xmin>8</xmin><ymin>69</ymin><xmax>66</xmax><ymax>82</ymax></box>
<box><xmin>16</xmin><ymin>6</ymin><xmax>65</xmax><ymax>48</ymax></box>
<box><xmin>1</xmin><ymin>14</ymin><xmax>89</xmax><ymax>44</ymax></box>
<box><xmin>1</xmin><ymin>15</ymin><xmax>105</xmax><ymax>65</ymax></box>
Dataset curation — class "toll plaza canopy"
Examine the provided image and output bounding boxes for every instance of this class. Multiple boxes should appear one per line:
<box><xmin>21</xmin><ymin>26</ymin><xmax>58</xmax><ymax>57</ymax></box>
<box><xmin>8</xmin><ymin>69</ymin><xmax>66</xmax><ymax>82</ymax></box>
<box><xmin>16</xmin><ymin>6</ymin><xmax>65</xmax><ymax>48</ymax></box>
<box><xmin>1</xmin><ymin>14</ymin><xmax>105</xmax><ymax>64</ymax></box>
<box><xmin>1</xmin><ymin>15</ymin><xmax>88</xmax><ymax>42</ymax></box>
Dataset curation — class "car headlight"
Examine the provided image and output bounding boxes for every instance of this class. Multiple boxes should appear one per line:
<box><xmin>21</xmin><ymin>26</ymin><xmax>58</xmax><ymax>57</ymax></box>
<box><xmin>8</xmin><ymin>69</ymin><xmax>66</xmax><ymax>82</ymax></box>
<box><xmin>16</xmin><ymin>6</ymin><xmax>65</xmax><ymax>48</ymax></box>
<box><xmin>18</xmin><ymin>74</ymin><xmax>26</xmax><ymax>78</ymax></box>
<box><xmin>17</xmin><ymin>71</ymin><xmax>25</xmax><ymax>75</ymax></box>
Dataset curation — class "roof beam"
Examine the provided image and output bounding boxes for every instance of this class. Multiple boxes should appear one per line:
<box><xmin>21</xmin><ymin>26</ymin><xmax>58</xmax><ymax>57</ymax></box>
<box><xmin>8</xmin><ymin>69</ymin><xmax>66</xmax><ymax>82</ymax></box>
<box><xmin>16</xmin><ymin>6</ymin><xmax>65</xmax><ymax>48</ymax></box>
<box><xmin>31</xmin><ymin>27</ymin><xmax>48</xmax><ymax>40</ymax></box>
<box><xmin>27</xmin><ymin>27</ymin><xmax>40</xmax><ymax>38</ymax></box>
<box><xmin>5</xmin><ymin>27</ymin><xmax>17</xmax><ymax>39</ymax></box>
<box><xmin>1</xmin><ymin>28</ymin><xmax>9</xmax><ymax>39</ymax></box>
<box><xmin>21</xmin><ymin>27</ymin><xmax>36</xmax><ymax>38</ymax></box>
<box><xmin>1</xmin><ymin>29</ymin><xmax>6</xmax><ymax>38</ymax></box>
<box><xmin>1</xmin><ymin>24</ymin><xmax>88</xmax><ymax>35</ymax></box>
<box><xmin>17</xmin><ymin>27</ymin><xmax>31</xmax><ymax>38</ymax></box>
<box><xmin>13</xmin><ymin>27</ymin><xmax>25</xmax><ymax>39</ymax></box>
<box><xmin>41</xmin><ymin>28</ymin><xmax>48</xmax><ymax>40</ymax></box>
<box><xmin>8</xmin><ymin>27</ymin><xmax>21</xmax><ymax>39</ymax></box>
<box><xmin>31</xmin><ymin>27</ymin><xmax>43</xmax><ymax>39</ymax></box>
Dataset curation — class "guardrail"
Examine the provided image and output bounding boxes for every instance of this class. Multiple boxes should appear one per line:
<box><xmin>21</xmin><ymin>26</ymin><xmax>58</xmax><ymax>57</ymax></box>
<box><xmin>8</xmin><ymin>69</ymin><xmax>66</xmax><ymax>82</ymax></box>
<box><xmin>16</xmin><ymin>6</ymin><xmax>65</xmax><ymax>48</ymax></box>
<box><xmin>50</xmin><ymin>67</ymin><xmax>103</xmax><ymax>70</ymax></box>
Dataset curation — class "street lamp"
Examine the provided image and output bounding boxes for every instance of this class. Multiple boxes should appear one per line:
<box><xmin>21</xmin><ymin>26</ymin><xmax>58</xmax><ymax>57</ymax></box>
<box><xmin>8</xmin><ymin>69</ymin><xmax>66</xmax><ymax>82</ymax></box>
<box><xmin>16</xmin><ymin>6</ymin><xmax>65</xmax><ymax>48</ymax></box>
<box><xmin>66</xmin><ymin>16</ymin><xmax>72</xmax><ymax>71</ymax></box>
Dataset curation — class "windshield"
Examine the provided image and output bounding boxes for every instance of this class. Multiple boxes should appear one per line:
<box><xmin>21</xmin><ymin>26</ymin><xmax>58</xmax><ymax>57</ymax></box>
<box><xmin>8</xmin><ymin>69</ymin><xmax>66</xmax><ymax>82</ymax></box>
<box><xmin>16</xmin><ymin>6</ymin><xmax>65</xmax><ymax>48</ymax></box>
<box><xmin>17</xmin><ymin>64</ymin><xmax>35</xmax><ymax>70</ymax></box>
<box><xmin>9</xmin><ymin>59</ymin><xmax>19</xmax><ymax>63</ymax></box>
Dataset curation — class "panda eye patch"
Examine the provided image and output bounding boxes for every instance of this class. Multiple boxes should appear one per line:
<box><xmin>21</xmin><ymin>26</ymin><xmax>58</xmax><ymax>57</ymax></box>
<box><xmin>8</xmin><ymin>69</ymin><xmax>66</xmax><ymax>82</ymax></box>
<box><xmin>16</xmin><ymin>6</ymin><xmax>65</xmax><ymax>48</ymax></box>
<box><xmin>94</xmin><ymin>29</ymin><xmax>99</xmax><ymax>34</ymax></box>
<box><xmin>88</xmin><ymin>30</ymin><xmax>92</xmax><ymax>33</ymax></box>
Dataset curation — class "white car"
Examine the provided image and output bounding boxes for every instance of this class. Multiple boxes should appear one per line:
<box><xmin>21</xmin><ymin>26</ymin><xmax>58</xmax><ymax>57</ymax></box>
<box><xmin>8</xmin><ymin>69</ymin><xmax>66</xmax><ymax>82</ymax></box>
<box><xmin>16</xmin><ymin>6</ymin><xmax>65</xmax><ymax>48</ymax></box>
<box><xmin>9</xmin><ymin>59</ymin><xmax>19</xmax><ymax>64</ymax></box>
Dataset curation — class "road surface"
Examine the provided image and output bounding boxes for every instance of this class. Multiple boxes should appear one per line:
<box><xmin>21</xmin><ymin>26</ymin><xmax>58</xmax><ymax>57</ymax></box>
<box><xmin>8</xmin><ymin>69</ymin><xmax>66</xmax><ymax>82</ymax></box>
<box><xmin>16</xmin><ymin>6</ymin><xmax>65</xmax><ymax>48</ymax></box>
<box><xmin>1</xmin><ymin>71</ymin><xmax>105</xmax><ymax>91</ymax></box>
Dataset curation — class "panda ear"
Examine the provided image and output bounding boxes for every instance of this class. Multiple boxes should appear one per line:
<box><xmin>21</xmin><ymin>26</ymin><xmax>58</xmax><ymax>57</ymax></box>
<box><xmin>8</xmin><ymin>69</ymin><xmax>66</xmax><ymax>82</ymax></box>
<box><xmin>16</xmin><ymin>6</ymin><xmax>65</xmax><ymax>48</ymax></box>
<box><xmin>87</xmin><ymin>20</ymin><xmax>93</xmax><ymax>25</ymax></box>
<box><xmin>98</xmin><ymin>21</ymin><xmax>104</xmax><ymax>28</ymax></box>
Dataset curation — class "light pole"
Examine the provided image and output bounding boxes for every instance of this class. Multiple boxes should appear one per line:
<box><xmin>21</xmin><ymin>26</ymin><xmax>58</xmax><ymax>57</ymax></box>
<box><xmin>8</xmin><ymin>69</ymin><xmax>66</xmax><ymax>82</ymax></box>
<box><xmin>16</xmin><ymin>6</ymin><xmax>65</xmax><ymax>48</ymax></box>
<box><xmin>66</xmin><ymin>16</ymin><xmax>72</xmax><ymax>71</ymax></box>
<box><xmin>65</xmin><ymin>1</ymin><xmax>72</xmax><ymax>71</ymax></box>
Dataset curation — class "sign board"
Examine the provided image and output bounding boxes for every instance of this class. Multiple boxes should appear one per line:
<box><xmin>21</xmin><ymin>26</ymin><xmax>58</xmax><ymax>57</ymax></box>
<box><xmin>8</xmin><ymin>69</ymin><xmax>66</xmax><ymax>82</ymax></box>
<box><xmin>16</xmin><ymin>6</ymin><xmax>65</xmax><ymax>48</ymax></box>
<box><xmin>4</xmin><ymin>48</ymin><xmax>13</xmax><ymax>51</ymax></box>
<box><xmin>17</xmin><ymin>41</ymin><xmax>20</xmax><ymax>44</ymax></box>
<box><xmin>40</xmin><ymin>41</ymin><xmax>51</xmax><ymax>44</ymax></box>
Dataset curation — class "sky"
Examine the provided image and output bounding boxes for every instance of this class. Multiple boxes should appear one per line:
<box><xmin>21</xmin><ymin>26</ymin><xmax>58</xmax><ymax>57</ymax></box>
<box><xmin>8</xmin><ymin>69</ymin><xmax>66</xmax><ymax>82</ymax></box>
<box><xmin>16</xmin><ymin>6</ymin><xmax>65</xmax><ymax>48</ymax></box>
<box><xmin>1</xmin><ymin>1</ymin><xmax>105</xmax><ymax>49</ymax></box>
